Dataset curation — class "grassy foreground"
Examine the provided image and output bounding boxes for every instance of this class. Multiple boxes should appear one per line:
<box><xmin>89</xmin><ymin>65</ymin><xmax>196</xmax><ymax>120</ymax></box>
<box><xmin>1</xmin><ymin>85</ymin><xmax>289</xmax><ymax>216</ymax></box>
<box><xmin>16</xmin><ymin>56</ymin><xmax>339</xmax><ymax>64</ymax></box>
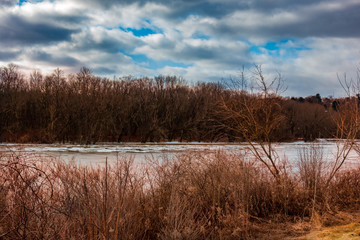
<box><xmin>299</xmin><ymin>215</ymin><xmax>360</xmax><ymax>240</ymax></box>
<box><xmin>0</xmin><ymin>150</ymin><xmax>360</xmax><ymax>239</ymax></box>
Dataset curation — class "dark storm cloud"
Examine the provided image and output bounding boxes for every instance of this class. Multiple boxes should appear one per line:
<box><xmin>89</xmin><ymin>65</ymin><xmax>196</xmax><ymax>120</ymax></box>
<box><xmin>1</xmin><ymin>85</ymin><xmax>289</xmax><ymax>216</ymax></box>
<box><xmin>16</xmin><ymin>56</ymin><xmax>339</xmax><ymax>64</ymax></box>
<box><xmin>61</xmin><ymin>0</ymin><xmax>360</xmax><ymax>40</ymax></box>
<box><xmin>0</xmin><ymin>50</ymin><xmax>21</xmax><ymax>61</ymax></box>
<box><xmin>0</xmin><ymin>15</ymin><xmax>78</xmax><ymax>45</ymax></box>
<box><xmin>161</xmin><ymin>1</ymin><xmax>245</xmax><ymax>19</ymax></box>
<box><xmin>182</xmin><ymin>46</ymin><xmax>216</xmax><ymax>59</ymax></box>
<box><xmin>176</xmin><ymin>43</ymin><xmax>251</xmax><ymax>67</ymax></box>
<box><xmin>75</xmin><ymin>36</ymin><xmax>137</xmax><ymax>54</ymax></box>
<box><xmin>248</xmin><ymin>0</ymin><xmax>327</xmax><ymax>11</ymax></box>
<box><xmin>0</xmin><ymin>0</ymin><xmax>17</xmax><ymax>7</ymax></box>
<box><xmin>93</xmin><ymin>66</ymin><xmax>117</xmax><ymax>75</ymax></box>
<box><xmin>107</xmin><ymin>0</ymin><xmax>360</xmax><ymax>41</ymax></box>
<box><xmin>207</xmin><ymin>1</ymin><xmax>360</xmax><ymax>40</ymax></box>
<box><xmin>72</xmin><ymin>0</ymin><xmax>245</xmax><ymax>17</ymax></box>
<box><xmin>30</xmin><ymin>50</ymin><xmax>79</xmax><ymax>66</ymax></box>
<box><xmin>47</xmin><ymin>15</ymin><xmax>89</xmax><ymax>25</ymax></box>
<box><xmin>290</xmin><ymin>5</ymin><xmax>360</xmax><ymax>38</ymax></box>
<box><xmin>74</xmin><ymin>38</ymin><xmax>124</xmax><ymax>53</ymax></box>
<box><xmin>69</xmin><ymin>29</ymin><xmax>142</xmax><ymax>55</ymax></box>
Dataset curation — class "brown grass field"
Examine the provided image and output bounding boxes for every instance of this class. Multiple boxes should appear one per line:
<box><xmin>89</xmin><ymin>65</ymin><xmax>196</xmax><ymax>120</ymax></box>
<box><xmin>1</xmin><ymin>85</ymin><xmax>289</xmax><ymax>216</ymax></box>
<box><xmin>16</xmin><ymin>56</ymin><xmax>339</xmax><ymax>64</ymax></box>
<box><xmin>1</xmin><ymin>150</ymin><xmax>360</xmax><ymax>239</ymax></box>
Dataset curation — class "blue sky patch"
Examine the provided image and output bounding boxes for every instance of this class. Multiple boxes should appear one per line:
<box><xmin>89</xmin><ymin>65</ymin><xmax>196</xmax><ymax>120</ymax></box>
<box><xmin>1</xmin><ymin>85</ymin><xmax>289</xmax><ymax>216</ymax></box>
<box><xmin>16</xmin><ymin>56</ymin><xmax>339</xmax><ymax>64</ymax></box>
<box><xmin>18</xmin><ymin>0</ymin><xmax>43</xmax><ymax>6</ymax></box>
<box><xmin>18</xmin><ymin>0</ymin><xmax>28</xmax><ymax>5</ymax></box>
<box><xmin>119</xmin><ymin>27</ymin><xmax>158</xmax><ymax>37</ymax></box>
<box><xmin>263</xmin><ymin>41</ymin><xmax>280</xmax><ymax>51</ymax></box>
<box><xmin>192</xmin><ymin>32</ymin><xmax>211</xmax><ymax>40</ymax></box>
<box><xmin>250</xmin><ymin>39</ymin><xmax>311</xmax><ymax>59</ymax></box>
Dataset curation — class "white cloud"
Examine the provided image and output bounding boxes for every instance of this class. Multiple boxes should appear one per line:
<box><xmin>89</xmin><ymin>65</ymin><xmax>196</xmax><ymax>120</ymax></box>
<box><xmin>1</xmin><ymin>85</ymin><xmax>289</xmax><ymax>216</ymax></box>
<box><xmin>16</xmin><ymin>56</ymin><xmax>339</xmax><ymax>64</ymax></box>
<box><xmin>86</xmin><ymin>2</ymin><xmax>169</xmax><ymax>29</ymax></box>
<box><xmin>0</xmin><ymin>0</ymin><xmax>359</xmax><ymax>97</ymax></box>
<box><xmin>249</xmin><ymin>37</ymin><xmax>360</xmax><ymax>96</ymax></box>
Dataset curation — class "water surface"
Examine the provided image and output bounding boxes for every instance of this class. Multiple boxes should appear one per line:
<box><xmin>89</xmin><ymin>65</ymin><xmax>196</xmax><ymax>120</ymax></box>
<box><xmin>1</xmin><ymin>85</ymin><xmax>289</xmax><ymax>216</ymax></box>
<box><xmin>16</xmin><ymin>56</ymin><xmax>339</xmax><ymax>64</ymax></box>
<box><xmin>0</xmin><ymin>140</ymin><xmax>358</xmax><ymax>167</ymax></box>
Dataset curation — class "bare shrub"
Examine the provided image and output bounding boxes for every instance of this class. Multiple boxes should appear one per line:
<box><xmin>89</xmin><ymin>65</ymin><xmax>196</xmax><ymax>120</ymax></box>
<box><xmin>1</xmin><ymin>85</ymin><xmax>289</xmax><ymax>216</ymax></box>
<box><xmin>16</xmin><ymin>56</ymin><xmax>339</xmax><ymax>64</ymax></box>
<box><xmin>329</xmin><ymin>167</ymin><xmax>360</xmax><ymax>210</ymax></box>
<box><xmin>297</xmin><ymin>144</ymin><xmax>325</xmax><ymax>217</ymax></box>
<box><xmin>0</xmin><ymin>153</ymin><xmax>57</xmax><ymax>239</ymax></box>
<box><xmin>147</xmin><ymin>151</ymin><xmax>310</xmax><ymax>239</ymax></box>
<box><xmin>1</xmin><ymin>150</ymin><xmax>360</xmax><ymax>239</ymax></box>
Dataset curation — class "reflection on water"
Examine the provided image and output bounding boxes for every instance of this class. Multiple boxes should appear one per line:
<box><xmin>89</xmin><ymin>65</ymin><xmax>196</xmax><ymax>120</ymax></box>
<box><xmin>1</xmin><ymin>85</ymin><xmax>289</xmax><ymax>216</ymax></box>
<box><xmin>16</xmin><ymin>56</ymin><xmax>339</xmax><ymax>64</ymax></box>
<box><xmin>0</xmin><ymin>140</ymin><xmax>359</xmax><ymax>167</ymax></box>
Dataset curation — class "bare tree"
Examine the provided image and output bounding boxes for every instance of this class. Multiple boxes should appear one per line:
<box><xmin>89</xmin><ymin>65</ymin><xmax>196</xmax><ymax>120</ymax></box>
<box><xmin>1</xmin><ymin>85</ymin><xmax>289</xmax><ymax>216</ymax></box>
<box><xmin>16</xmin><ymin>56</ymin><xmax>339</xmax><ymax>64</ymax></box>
<box><xmin>325</xmin><ymin>66</ymin><xmax>360</xmax><ymax>186</ymax></box>
<box><xmin>218</xmin><ymin>65</ymin><xmax>286</xmax><ymax>181</ymax></box>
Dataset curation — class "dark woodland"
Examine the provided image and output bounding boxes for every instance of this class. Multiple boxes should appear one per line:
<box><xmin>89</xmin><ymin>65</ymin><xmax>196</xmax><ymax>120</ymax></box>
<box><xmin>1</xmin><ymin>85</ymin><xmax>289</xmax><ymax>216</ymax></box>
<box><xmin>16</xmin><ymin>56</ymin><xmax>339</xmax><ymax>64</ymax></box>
<box><xmin>0</xmin><ymin>64</ymin><xmax>352</xmax><ymax>144</ymax></box>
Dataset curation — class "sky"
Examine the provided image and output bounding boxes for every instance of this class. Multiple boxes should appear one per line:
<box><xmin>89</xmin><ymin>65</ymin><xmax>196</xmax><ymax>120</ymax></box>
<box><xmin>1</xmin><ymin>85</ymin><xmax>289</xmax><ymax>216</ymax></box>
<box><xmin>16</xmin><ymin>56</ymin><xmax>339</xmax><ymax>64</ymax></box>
<box><xmin>0</xmin><ymin>0</ymin><xmax>360</xmax><ymax>97</ymax></box>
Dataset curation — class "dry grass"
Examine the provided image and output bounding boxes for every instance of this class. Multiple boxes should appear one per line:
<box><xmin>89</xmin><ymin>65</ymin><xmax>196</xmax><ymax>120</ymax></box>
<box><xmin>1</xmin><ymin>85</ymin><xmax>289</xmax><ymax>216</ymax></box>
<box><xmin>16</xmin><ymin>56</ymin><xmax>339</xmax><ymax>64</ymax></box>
<box><xmin>298</xmin><ymin>213</ymin><xmax>360</xmax><ymax>240</ymax></box>
<box><xmin>1</xmin><ymin>150</ymin><xmax>360</xmax><ymax>239</ymax></box>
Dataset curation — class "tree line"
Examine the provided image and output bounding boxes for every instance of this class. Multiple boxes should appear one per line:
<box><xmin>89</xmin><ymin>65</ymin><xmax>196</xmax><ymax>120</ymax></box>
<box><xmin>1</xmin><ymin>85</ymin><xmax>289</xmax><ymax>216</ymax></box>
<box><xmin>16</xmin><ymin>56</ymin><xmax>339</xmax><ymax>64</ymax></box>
<box><xmin>0</xmin><ymin>63</ymin><xmax>351</xmax><ymax>144</ymax></box>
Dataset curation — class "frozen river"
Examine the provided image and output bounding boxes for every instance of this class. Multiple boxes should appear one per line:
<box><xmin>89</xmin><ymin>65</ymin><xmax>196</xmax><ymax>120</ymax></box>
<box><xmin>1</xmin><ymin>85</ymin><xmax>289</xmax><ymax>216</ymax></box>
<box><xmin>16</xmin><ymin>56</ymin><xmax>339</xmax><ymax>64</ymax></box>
<box><xmin>0</xmin><ymin>140</ymin><xmax>359</xmax><ymax>167</ymax></box>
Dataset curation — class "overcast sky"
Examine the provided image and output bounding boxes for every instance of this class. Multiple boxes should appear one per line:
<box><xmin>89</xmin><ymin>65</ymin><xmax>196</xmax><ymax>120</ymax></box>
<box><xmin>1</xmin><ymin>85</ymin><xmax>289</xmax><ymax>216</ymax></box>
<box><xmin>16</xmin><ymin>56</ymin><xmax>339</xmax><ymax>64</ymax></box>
<box><xmin>1</xmin><ymin>0</ymin><xmax>359</xmax><ymax>96</ymax></box>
